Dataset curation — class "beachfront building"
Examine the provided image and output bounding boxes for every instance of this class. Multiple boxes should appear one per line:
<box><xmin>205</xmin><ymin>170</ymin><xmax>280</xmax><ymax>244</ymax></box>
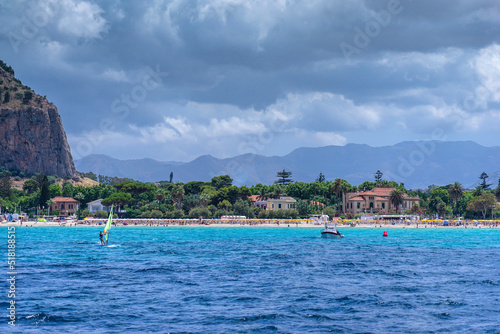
<box><xmin>343</xmin><ymin>187</ymin><xmax>419</xmax><ymax>215</ymax></box>
<box><xmin>266</xmin><ymin>196</ymin><xmax>297</xmax><ymax>211</ymax></box>
<box><xmin>87</xmin><ymin>199</ymin><xmax>111</xmax><ymax>213</ymax></box>
<box><xmin>248</xmin><ymin>195</ymin><xmax>267</xmax><ymax>210</ymax></box>
<box><xmin>50</xmin><ymin>196</ymin><xmax>80</xmax><ymax>217</ymax></box>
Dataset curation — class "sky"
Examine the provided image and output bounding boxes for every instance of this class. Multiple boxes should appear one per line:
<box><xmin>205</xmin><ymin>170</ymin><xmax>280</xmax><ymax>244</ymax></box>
<box><xmin>1</xmin><ymin>0</ymin><xmax>500</xmax><ymax>162</ymax></box>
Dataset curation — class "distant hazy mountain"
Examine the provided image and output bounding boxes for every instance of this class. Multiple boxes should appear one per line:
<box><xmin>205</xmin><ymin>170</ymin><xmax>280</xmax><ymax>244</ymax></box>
<box><xmin>75</xmin><ymin>141</ymin><xmax>500</xmax><ymax>189</ymax></box>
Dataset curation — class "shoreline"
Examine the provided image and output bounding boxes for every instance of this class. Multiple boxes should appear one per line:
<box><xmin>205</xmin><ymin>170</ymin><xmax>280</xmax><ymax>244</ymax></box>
<box><xmin>2</xmin><ymin>221</ymin><xmax>499</xmax><ymax>229</ymax></box>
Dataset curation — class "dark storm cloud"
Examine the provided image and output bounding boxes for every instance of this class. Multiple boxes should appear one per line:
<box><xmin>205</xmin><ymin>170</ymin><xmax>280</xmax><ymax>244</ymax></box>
<box><xmin>1</xmin><ymin>0</ymin><xmax>499</xmax><ymax>160</ymax></box>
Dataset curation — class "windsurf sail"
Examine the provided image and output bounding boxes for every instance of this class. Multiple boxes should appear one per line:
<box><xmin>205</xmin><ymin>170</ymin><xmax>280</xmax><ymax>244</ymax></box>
<box><xmin>104</xmin><ymin>205</ymin><xmax>113</xmax><ymax>244</ymax></box>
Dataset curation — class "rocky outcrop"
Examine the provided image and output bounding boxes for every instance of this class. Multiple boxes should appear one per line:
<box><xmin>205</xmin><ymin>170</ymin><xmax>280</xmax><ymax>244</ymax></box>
<box><xmin>0</xmin><ymin>60</ymin><xmax>76</xmax><ymax>178</ymax></box>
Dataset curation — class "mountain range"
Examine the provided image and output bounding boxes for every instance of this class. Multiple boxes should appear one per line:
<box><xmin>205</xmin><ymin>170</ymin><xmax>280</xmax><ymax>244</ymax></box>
<box><xmin>75</xmin><ymin>141</ymin><xmax>500</xmax><ymax>189</ymax></box>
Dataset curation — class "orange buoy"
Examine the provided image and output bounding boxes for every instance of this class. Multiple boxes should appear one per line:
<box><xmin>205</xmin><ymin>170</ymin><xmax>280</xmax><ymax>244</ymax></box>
<box><xmin>383</xmin><ymin>231</ymin><xmax>388</xmax><ymax>237</ymax></box>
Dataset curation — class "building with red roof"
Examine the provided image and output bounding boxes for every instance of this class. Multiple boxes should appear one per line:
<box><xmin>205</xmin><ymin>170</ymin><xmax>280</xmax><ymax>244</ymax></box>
<box><xmin>50</xmin><ymin>196</ymin><xmax>80</xmax><ymax>217</ymax></box>
<box><xmin>343</xmin><ymin>187</ymin><xmax>419</xmax><ymax>214</ymax></box>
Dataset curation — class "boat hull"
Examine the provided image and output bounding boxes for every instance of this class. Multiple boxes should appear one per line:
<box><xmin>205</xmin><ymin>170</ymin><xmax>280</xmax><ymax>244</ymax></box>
<box><xmin>321</xmin><ymin>231</ymin><xmax>343</xmax><ymax>238</ymax></box>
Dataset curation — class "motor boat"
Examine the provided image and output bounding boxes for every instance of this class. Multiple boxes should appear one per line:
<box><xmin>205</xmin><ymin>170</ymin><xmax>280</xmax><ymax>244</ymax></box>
<box><xmin>321</xmin><ymin>223</ymin><xmax>344</xmax><ymax>238</ymax></box>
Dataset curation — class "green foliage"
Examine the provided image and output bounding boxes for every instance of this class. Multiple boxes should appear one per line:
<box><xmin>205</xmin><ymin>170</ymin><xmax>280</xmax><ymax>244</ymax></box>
<box><xmin>466</xmin><ymin>192</ymin><xmax>497</xmax><ymax>219</ymax></box>
<box><xmin>22</xmin><ymin>90</ymin><xmax>33</xmax><ymax>104</ymax></box>
<box><xmin>233</xmin><ymin>199</ymin><xmax>253</xmax><ymax>218</ymax></box>
<box><xmin>321</xmin><ymin>207</ymin><xmax>337</xmax><ymax>217</ymax></box>
<box><xmin>79</xmin><ymin>209</ymin><xmax>94</xmax><ymax>219</ymax></box>
<box><xmin>0</xmin><ymin>171</ymin><xmax>12</xmax><ymax>199</ymax></box>
<box><xmin>80</xmin><ymin>171</ymin><xmax>98</xmax><ymax>181</ymax></box>
<box><xmin>184</xmin><ymin>181</ymin><xmax>209</xmax><ymax>195</ymax></box>
<box><xmin>211</xmin><ymin>175</ymin><xmax>233</xmax><ymax>190</ymax></box>
<box><xmin>0</xmin><ymin>60</ymin><xmax>14</xmax><ymax>75</ymax></box>
<box><xmin>102</xmin><ymin>192</ymin><xmax>133</xmax><ymax>207</ymax></box>
<box><xmin>36</xmin><ymin>175</ymin><xmax>50</xmax><ymax>208</ymax></box>
<box><xmin>214</xmin><ymin>209</ymin><xmax>230</xmax><ymax>218</ymax></box>
<box><xmin>316</xmin><ymin>172</ymin><xmax>325</xmax><ymax>183</ymax></box>
<box><xmin>188</xmin><ymin>207</ymin><xmax>212</xmax><ymax>219</ymax></box>
<box><xmin>95</xmin><ymin>210</ymin><xmax>109</xmax><ymax>218</ymax></box>
<box><xmin>62</xmin><ymin>183</ymin><xmax>75</xmax><ymax>198</ymax></box>
<box><xmin>48</xmin><ymin>184</ymin><xmax>62</xmax><ymax>198</ymax></box>
<box><xmin>164</xmin><ymin>209</ymin><xmax>184</xmax><ymax>219</ymax></box>
<box><xmin>140</xmin><ymin>210</ymin><xmax>164</xmax><ymax>218</ymax></box>
<box><xmin>428</xmin><ymin>187</ymin><xmax>450</xmax><ymax>214</ymax></box>
<box><xmin>389</xmin><ymin>189</ymin><xmax>404</xmax><ymax>213</ymax></box>
<box><xmin>358</xmin><ymin>181</ymin><xmax>376</xmax><ymax>191</ymax></box>
<box><xmin>479</xmin><ymin>172</ymin><xmax>491</xmax><ymax>190</ymax></box>
<box><xmin>259</xmin><ymin>209</ymin><xmax>298</xmax><ymax>219</ymax></box>
<box><xmin>23</xmin><ymin>179</ymin><xmax>38</xmax><ymax>194</ymax></box>
<box><xmin>275</xmin><ymin>169</ymin><xmax>293</xmax><ymax>185</ymax></box>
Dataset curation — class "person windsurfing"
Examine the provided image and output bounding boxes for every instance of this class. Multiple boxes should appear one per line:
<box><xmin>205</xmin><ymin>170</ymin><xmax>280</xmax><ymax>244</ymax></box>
<box><xmin>99</xmin><ymin>230</ymin><xmax>105</xmax><ymax>245</ymax></box>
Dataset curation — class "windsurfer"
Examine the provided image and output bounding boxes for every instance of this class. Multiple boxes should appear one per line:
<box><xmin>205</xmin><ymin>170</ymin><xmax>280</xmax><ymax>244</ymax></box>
<box><xmin>99</xmin><ymin>230</ymin><xmax>105</xmax><ymax>245</ymax></box>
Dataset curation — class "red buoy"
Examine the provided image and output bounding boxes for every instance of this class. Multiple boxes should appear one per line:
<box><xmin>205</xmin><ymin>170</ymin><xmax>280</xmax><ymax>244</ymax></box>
<box><xmin>383</xmin><ymin>231</ymin><xmax>388</xmax><ymax>237</ymax></box>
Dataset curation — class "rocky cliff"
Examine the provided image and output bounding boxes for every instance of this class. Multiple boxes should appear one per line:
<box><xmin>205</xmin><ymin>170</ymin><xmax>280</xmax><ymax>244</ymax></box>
<box><xmin>0</xmin><ymin>60</ymin><xmax>77</xmax><ymax>178</ymax></box>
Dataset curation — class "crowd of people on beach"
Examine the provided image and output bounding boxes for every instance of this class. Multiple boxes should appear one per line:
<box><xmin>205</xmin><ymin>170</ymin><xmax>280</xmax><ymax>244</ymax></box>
<box><xmin>3</xmin><ymin>216</ymin><xmax>500</xmax><ymax>228</ymax></box>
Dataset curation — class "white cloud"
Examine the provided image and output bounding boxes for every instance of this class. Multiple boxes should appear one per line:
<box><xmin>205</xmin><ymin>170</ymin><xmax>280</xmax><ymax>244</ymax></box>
<box><xmin>57</xmin><ymin>0</ymin><xmax>108</xmax><ymax>39</ymax></box>
<box><xmin>472</xmin><ymin>43</ymin><xmax>500</xmax><ymax>103</ymax></box>
<box><xmin>101</xmin><ymin>69</ymin><xmax>130</xmax><ymax>82</ymax></box>
<box><xmin>267</xmin><ymin>92</ymin><xmax>381</xmax><ymax>132</ymax></box>
<box><xmin>379</xmin><ymin>48</ymin><xmax>463</xmax><ymax>70</ymax></box>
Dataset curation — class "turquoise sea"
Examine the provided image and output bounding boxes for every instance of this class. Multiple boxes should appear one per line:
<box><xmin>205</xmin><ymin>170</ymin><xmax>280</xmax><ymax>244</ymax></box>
<box><xmin>1</xmin><ymin>226</ymin><xmax>500</xmax><ymax>333</ymax></box>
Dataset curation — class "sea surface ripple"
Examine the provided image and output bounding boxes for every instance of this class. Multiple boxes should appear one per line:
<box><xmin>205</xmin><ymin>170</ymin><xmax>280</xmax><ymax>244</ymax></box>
<box><xmin>1</xmin><ymin>227</ymin><xmax>499</xmax><ymax>333</ymax></box>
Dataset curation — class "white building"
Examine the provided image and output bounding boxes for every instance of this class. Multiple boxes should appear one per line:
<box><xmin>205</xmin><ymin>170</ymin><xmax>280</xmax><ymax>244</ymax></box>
<box><xmin>87</xmin><ymin>199</ymin><xmax>111</xmax><ymax>213</ymax></box>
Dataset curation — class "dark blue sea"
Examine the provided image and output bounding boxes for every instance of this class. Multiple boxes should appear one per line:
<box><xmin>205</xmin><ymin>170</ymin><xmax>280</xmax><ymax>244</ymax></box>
<box><xmin>2</xmin><ymin>226</ymin><xmax>500</xmax><ymax>333</ymax></box>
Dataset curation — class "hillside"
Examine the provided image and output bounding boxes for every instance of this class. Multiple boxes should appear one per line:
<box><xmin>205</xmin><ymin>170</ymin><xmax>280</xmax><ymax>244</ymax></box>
<box><xmin>75</xmin><ymin>141</ymin><xmax>500</xmax><ymax>189</ymax></box>
<box><xmin>0</xmin><ymin>60</ymin><xmax>76</xmax><ymax>178</ymax></box>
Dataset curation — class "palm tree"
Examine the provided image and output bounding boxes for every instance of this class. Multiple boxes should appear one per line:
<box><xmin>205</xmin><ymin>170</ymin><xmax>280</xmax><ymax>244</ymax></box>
<box><xmin>155</xmin><ymin>189</ymin><xmax>166</xmax><ymax>203</ymax></box>
<box><xmin>200</xmin><ymin>193</ymin><xmax>212</xmax><ymax>207</ymax></box>
<box><xmin>449</xmin><ymin>182</ymin><xmax>464</xmax><ymax>216</ymax></box>
<box><xmin>340</xmin><ymin>182</ymin><xmax>350</xmax><ymax>212</ymax></box>
<box><xmin>170</xmin><ymin>185</ymin><xmax>185</xmax><ymax>210</ymax></box>
<box><xmin>331</xmin><ymin>178</ymin><xmax>343</xmax><ymax>210</ymax></box>
<box><xmin>256</xmin><ymin>188</ymin><xmax>268</xmax><ymax>202</ymax></box>
<box><xmin>389</xmin><ymin>189</ymin><xmax>404</xmax><ymax>213</ymax></box>
<box><xmin>46</xmin><ymin>199</ymin><xmax>55</xmax><ymax>216</ymax></box>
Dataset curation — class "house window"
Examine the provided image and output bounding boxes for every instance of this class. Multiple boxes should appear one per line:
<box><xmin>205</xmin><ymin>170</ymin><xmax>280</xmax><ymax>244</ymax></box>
<box><xmin>61</xmin><ymin>204</ymin><xmax>65</xmax><ymax>209</ymax></box>
<box><xmin>357</xmin><ymin>203</ymin><xmax>360</xmax><ymax>209</ymax></box>
<box><xmin>382</xmin><ymin>203</ymin><xmax>385</xmax><ymax>209</ymax></box>
<box><xmin>350</xmin><ymin>203</ymin><xmax>352</xmax><ymax>209</ymax></box>
<box><xmin>369</xmin><ymin>196</ymin><xmax>374</xmax><ymax>200</ymax></box>
<box><xmin>278</xmin><ymin>204</ymin><xmax>282</xmax><ymax>209</ymax></box>
<box><xmin>69</xmin><ymin>204</ymin><xmax>73</xmax><ymax>209</ymax></box>
<box><xmin>370</xmin><ymin>202</ymin><xmax>374</xmax><ymax>209</ymax></box>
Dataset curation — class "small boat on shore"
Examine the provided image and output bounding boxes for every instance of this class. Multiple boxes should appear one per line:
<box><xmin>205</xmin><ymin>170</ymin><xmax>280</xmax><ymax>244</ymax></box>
<box><xmin>321</xmin><ymin>223</ymin><xmax>344</xmax><ymax>238</ymax></box>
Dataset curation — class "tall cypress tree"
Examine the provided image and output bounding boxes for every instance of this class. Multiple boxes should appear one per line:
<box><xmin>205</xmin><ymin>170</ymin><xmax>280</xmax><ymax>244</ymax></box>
<box><xmin>0</xmin><ymin>171</ymin><xmax>12</xmax><ymax>198</ymax></box>
<box><xmin>37</xmin><ymin>175</ymin><xmax>50</xmax><ymax>208</ymax></box>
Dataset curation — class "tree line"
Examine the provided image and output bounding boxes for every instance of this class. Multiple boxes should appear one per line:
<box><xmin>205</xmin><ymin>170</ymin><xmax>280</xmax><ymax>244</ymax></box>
<box><xmin>0</xmin><ymin>169</ymin><xmax>499</xmax><ymax>220</ymax></box>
